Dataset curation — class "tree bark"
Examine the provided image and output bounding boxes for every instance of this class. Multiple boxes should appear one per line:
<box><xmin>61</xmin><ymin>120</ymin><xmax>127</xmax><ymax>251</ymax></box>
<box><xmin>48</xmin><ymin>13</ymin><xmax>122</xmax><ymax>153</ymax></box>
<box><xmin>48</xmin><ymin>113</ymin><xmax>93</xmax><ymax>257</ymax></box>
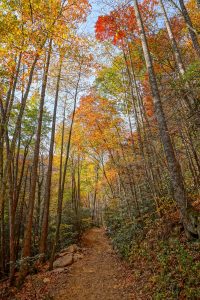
<box><xmin>159</xmin><ymin>0</ymin><xmax>198</xmax><ymax>112</ymax></box>
<box><xmin>49</xmin><ymin>100</ymin><xmax>66</xmax><ymax>270</ymax></box>
<box><xmin>39</xmin><ymin>59</ymin><xmax>62</xmax><ymax>257</ymax></box>
<box><xmin>18</xmin><ymin>41</ymin><xmax>52</xmax><ymax>286</ymax></box>
<box><xmin>0</xmin><ymin>54</ymin><xmax>39</xmax><ymax>218</ymax></box>
<box><xmin>49</xmin><ymin>70</ymin><xmax>81</xmax><ymax>270</ymax></box>
<box><xmin>178</xmin><ymin>0</ymin><xmax>200</xmax><ymax>58</ymax></box>
<box><xmin>132</xmin><ymin>0</ymin><xmax>199</xmax><ymax>237</ymax></box>
<box><xmin>22</xmin><ymin>40</ymin><xmax>52</xmax><ymax>259</ymax></box>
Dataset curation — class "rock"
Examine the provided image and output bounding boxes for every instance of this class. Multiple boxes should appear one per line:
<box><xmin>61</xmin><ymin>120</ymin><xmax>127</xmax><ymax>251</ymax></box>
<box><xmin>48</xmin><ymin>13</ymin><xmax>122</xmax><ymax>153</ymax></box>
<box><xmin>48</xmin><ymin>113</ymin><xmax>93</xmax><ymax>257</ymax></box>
<box><xmin>65</xmin><ymin>244</ymin><xmax>79</xmax><ymax>254</ymax></box>
<box><xmin>60</xmin><ymin>247</ymin><xmax>68</xmax><ymax>253</ymax></box>
<box><xmin>53</xmin><ymin>253</ymin><xmax>73</xmax><ymax>268</ymax></box>
<box><xmin>73</xmin><ymin>253</ymin><xmax>84</xmax><ymax>262</ymax></box>
<box><xmin>59</xmin><ymin>244</ymin><xmax>80</xmax><ymax>258</ymax></box>
<box><xmin>43</xmin><ymin>277</ymin><xmax>50</xmax><ymax>283</ymax></box>
<box><xmin>59</xmin><ymin>251</ymin><xmax>70</xmax><ymax>257</ymax></box>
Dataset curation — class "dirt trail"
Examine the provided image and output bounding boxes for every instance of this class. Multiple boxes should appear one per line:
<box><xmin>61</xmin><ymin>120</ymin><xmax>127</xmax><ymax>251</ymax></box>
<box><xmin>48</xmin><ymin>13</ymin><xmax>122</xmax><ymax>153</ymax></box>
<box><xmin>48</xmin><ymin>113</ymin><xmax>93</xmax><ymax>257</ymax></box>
<box><xmin>53</xmin><ymin>227</ymin><xmax>135</xmax><ymax>300</ymax></box>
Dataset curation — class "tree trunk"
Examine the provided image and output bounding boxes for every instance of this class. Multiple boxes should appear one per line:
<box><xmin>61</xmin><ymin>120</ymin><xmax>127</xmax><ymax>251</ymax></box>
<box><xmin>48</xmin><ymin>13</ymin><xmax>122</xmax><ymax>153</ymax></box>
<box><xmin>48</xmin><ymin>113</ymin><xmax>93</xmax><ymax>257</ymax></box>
<box><xmin>92</xmin><ymin>165</ymin><xmax>99</xmax><ymax>222</ymax></box>
<box><xmin>18</xmin><ymin>40</ymin><xmax>52</xmax><ymax>285</ymax></box>
<box><xmin>22</xmin><ymin>40</ymin><xmax>52</xmax><ymax>258</ymax></box>
<box><xmin>159</xmin><ymin>0</ymin><xmax>186</xmax><ymax>75</ymax></box>
<box><xmin>159</xmin><ymin>0</ymin><xmax>198</xmax><ymax>112</ymax></box>
<box><xmin>49</xmin><ymin>101</ymin><xmax>66</xmax><ymax>270</ymax></box>
<box><xmin>39</xmin><ymin>59</ymin><xmax>62</xmax><ymax>258</ymax></box>
<box><xmin>0</xmin><ymin>54</ymin><xmax>39</xmax><ymax>218</ymax></box>
<box><xmin>49</xmin><ymin>70</ymin><xmax>81</xmax><ymax>270</ymax></box>
<box><xmin>178</xmin><ymin>0</ymin><xmax>200</xmax><ymax>58</ymax></box>
<box><xmin>0</xmin><ymin>200</ymin><xmax>5</xmax><ymax>275</ymax></box>
<box><xmin>132</xmin><ymin>0</ymin><xmax>199</xmax><ymax>237</ymax></box>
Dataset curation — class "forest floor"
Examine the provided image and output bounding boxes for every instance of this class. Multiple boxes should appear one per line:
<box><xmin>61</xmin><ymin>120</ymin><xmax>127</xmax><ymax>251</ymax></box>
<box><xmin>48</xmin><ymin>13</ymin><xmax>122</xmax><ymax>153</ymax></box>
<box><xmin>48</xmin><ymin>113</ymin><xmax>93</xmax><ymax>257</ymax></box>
<box><xmin>3</xmin><ymin>228</ymin><xmax>136</xmax><ymax>300</ymax></box>
<box><xmin>53</xmin><ymin>227</ymin><xmax>135</xmax><ymax>300</ymax></box>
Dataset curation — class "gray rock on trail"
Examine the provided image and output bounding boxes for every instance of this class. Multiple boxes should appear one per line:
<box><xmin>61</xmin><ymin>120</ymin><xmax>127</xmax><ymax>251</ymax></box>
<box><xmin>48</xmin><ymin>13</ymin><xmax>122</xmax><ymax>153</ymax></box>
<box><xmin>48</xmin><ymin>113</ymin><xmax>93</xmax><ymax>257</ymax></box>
<box><xmin>73</xmin><ymin>253</ymin><xmax>84</xmax><ymax>262</ymax></box>
<box><xmin>58</xmin><ymin>244</ymin><xmax>80</xmax><ymax>258</ymax></box>
<box><xmin>59</xmin><ymin>244</ymin><xmax>81</xmax><ymax>256</ymax></box>
<box><xmin>59</xmin><ymin>251</ymin><xmax>70</xmax><ymax>258</ymax></box>
<box><xmin>60</xmin><ymin>244</ymin><xmax>80</xmax><ymax>254</ymax></box>
<box><xmin>53</xmin><ymin>253</ymin><xmax>74</xmax><ymax>269</ymax></box>
<box><xmin>53</xmin><ymin>244</ymin><xmax>84</xmax><ymax>269</ymax></box>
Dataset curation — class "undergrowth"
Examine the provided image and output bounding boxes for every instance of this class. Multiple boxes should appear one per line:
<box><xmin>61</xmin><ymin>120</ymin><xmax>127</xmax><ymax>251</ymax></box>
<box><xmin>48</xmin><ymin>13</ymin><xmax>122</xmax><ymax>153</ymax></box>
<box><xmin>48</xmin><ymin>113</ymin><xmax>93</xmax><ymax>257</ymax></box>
<box><xmin>105</xmin><ymin>204</ymin><xmax>200</xmax><ymax>299</ymax></box>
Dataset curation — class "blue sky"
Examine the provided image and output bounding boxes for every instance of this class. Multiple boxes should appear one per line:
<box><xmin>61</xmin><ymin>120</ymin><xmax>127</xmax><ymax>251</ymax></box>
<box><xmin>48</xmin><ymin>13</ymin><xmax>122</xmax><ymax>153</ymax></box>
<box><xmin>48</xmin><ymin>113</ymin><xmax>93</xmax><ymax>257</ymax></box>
<box><xmin>79</xmin><ymin>0</ymin><xmax>111</xmax><ymax>35</ymax></box>
<box><xmin>78</xmin><ymin>0</ymin><xmax>176</xmax><ymax>35</ymax></box>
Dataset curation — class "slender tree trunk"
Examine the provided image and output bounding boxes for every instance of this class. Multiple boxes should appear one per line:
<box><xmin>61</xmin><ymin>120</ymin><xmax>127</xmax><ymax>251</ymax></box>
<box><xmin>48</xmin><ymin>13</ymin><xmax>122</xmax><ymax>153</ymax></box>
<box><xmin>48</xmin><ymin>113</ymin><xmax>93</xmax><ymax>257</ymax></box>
<box><xmin>159</xmin><ymin>0</ymin><xmax>185</xmax><ymax>75</ymax></box>
<box><xmin>0</xmin><ymin>200</ymin><xmax>5</xmax><ymax>275</ymax></box>
<box><xmin>39</xmin><ymin>59</ymin><xmax>62</xmax><ymax>258</ymax></box>
<box><xmin>6</xmin><ymin>53</ymin><xmax>22</xmax><ymax>125</ymax></box>
<box><xmin>49</xmin><ymin>101</ymin><xmax>66</xmax><ymax>270</ymax></box>
<box><xmin>16</xmin><ymin>168</ymin><xmax>29</xmax><ymax>261</ymax></box>
<box><xmin>17</xmin><ymin>41</ymin><xmax>52</xmax><ymax>286</ymax></box>
<box><xmin>100</xmin><ymin>157</ymin><xmax>115</xmax><ymax>198</ymax></box>
<box><xmin>9</xmin><ymin>129</ymin><xmax>28</xmax><ymax>283</ymax></box>
<box><xmin>75</xmin><ymin>155</ymin><xmax>81</xmax><ymax>234</ymax></box>
<box><xmin>49</xmin><ymin>71</ymin><xmax>81</xmax><ymax>270</ymax></box>
<box><xmin>123</xmin><ymin>49</ymin><xmax>163</xmax><ymax>210</ymax></box>
<box><xmin>92</xmin><ymin>165</ymin><xmax>99</xmax><ymax>222</ymax></box>
<box><xmin>35</xmin><ymin>159</ymin><xmax>44</xmax><ymax>242</ymax></box>
<box><xmin>178</xmin><ymin>0</ymin><xmax>200</xmax><ymax>58</ymax></box>
<box><xmin>22</xmin><ymin>40</ymin><xmax>52</xmax><ymax>259</ymax></box>
<box><xmin>0</xmin><ymin>54</ymin><xmax>39</xmax><ymax>217</ymax></box>
<box><xmin>159</xmin><ymin>0</ymin><xmax>198</xmax><ymax>111</ymax></box>
<box><xmin>132</xmin><ymin>0</ymin><xmax>198</xmax><ymax>237</ymax></box>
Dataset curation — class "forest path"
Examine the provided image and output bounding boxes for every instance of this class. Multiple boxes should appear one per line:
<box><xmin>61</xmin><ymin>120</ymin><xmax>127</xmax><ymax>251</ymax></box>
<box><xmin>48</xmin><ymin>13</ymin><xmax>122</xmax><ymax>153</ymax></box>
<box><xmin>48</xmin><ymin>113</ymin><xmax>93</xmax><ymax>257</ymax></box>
<box><xmin>53</xmin><ymin>227</ymin><xmax>135</xmax><ymax>300</ymax></box>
